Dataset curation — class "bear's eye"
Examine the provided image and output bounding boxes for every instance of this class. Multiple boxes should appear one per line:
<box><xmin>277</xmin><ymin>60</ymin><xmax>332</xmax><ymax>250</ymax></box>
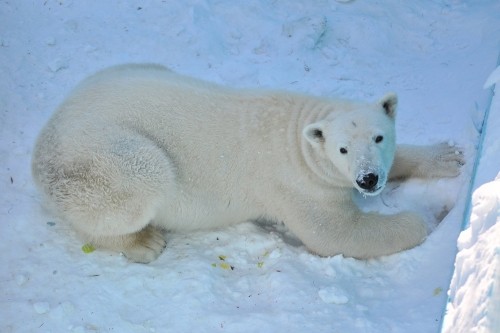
<box><xmin>375</xmin><ymin>135</ymin><xmax>384</xmax><ymax>143</ymax></box>
<box><xmin>340</xmin><ymin>147</ymin><xmax>348</xmax><ymax>154</ymax></box>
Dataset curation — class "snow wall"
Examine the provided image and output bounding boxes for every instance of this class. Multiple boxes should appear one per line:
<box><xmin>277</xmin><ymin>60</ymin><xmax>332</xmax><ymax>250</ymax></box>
<box><xmin>442</xmin><ymin>62</ymin><xmax>500</xmax><ymax>333</ymax></box>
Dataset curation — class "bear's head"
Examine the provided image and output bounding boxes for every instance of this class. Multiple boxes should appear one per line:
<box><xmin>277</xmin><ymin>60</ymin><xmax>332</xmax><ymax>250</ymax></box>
<box><xmin>303</xmin><ymin>93</ymin><xmax>397</xmax><ymax>196</ymax></box>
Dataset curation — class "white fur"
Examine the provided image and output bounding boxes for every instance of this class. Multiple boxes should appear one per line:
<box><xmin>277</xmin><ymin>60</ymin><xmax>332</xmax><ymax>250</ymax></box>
<box><xmin>32</xmin><ymin>64</ymin><xmax>464</xmax><ymax>263</ymax></box>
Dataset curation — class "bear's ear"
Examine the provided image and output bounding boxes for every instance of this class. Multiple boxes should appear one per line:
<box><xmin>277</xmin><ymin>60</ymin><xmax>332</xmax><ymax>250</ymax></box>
<box><xmin>379</xmin><ymin>93</ymin><xmax>398</xmax><ymax>118</ymax></box>
<box><xmin>303</xmin><ymin>121</ymin><xmax>326</xmax><ymax>146</ymax></box>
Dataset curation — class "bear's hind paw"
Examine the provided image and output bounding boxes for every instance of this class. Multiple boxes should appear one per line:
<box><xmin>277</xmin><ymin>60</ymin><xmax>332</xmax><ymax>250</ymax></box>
<box><xmin>122</xmin><ymin>226</ymin><xmax>167</xmax><ymax>263</ymax></box>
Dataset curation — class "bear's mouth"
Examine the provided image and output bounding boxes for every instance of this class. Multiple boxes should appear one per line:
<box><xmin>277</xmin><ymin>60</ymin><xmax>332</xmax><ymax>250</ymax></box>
<box><xmin>356</xmin><ymin>184</ymin><xmax>384</xmax><ymax>196</ymax></box>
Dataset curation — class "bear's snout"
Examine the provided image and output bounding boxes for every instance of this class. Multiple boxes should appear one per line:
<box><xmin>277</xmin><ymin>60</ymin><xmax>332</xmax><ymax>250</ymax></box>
<box><xmin>356</xmin><ymin>173</ymin><xmax>379</xmax><ymax>191</ymax></box>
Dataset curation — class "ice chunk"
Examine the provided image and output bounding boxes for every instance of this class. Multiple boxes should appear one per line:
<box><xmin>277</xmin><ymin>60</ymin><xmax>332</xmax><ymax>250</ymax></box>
<box><xmin>15</xmin><ymin>274</ymin><xmax>28</xmax><ymax>286</ymax></box>
<box><xmin>318</xmin><ymin>286</ymin><xmax>349</xmax><ymax>304</ymax></box>
<box><xmin>33</xmin><ymin>302</ymin><xmax>50</xmax><ymax>314</ymax></box>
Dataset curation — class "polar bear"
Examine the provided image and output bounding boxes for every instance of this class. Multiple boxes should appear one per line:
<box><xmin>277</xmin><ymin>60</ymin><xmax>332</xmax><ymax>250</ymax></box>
<box><xmin>32</xmin><ymin>64</ymin><xmax>464</xmax><ymax>263</ymax></box>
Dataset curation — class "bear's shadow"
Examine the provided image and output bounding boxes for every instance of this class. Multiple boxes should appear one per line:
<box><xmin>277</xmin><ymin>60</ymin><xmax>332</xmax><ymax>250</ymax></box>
<box><xmin>252</xmin><ymin>218</ymin><xmax>304</xmax><ymax>248</ymax></box>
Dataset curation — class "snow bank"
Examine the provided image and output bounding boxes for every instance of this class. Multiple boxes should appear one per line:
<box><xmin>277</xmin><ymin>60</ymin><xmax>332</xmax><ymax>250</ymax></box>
<box><xmin>443</xmin><ymin>65</ymin><xmax>500</xmax><ymax>333</ymax></box>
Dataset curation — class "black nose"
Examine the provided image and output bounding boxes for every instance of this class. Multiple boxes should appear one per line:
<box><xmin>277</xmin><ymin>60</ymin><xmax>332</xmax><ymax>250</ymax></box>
<box><xmin>356</xmin><ymin>173</ymin><xmax>379</xmax><ymax>190</ymax></box>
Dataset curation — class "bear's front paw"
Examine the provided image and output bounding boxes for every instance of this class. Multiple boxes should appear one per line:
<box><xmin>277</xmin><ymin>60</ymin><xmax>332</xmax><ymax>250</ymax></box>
<box><xmin>122</xmin><ymin>226</ymin><xmax>167</xmax><ymax>263</ymax></box>
<box><xmin>426</xmin><ymin>142</ymin><xmax>465</xmax><ymax>178</ymax></box>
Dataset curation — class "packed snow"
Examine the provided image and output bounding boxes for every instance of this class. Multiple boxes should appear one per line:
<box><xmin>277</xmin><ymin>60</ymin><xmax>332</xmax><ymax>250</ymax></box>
<box><xmin>1</xmin><ymin>1</ymin><xmax>499</xmax><ymax>332</ymax></box>
<box><xmin>442</xmin><ymin>66</ymin><xmax>500</xmax><ymax>333</ymax></box>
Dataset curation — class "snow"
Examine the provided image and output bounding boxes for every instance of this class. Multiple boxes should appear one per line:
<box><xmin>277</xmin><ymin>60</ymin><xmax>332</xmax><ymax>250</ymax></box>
<box><xmin>442</xmin><ymin>66</ymin><xmax>500</xmax><ymax>333</ymax></box>
<box><xmin>484</xmin><ymin>65</ymin><xmax>500</xmax><ymax>90</ymax></box>
<box><xmin>1</xmin><ymin>1</ymin><xmax>499</xmax><ymax>332</ymax></box>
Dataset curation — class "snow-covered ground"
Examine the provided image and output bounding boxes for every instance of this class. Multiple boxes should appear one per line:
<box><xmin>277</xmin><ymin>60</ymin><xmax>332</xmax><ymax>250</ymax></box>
<box><xmin>1</xmin><ymin>1</ymin><xmax>499</xmax><ymax>332</ymax></box>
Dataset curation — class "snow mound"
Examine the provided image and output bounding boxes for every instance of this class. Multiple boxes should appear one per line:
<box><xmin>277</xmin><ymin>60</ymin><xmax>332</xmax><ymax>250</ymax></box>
<box><xmin>444</xmin><ymin>178</ymin><xmax>500</xmax><ymax>332</ymax></box>
<box><xmin>443</xmin><ymin>65</ymin><xmax>500</xmax><ymax>333</ymax></box>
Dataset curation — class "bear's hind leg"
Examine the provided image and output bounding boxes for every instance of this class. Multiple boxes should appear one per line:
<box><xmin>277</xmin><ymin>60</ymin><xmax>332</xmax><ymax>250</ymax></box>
<box><xmin>37</xmin><ymin>132</ymin><xmax>176</xmax><ymax>263</ymax></box>
<box><xmin>74</xmin><ymin>135</ymin><xmax>175</xmax><ymax>262</ymax></box>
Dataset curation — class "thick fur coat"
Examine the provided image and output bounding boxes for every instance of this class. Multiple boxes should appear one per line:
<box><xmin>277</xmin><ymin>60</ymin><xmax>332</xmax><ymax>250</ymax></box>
<box><xmin>32</xmin><ymin>64</ymin><xmax>464</xmax><ymax>263</ymax></box>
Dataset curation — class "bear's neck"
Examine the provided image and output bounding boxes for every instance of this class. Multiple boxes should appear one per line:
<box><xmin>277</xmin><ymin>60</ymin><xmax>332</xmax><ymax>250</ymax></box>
<box><xmin>261</xmin><ymin>92</ymin><xmax>351</xmax><ymax>189</ymax></box>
